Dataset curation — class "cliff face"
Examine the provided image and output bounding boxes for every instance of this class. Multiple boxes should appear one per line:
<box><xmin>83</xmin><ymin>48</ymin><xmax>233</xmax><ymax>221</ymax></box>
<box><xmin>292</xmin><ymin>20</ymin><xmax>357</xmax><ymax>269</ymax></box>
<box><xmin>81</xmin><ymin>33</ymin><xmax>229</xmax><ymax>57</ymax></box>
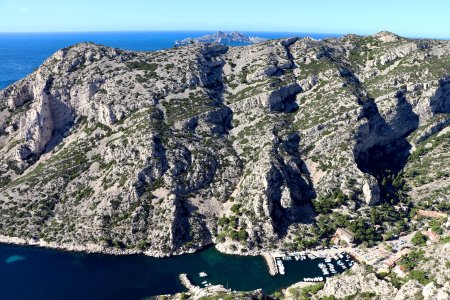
<box><xmin>0</xmin><ymin>32</ymin><xmax>449</xmax><ymax>256</ymax></box>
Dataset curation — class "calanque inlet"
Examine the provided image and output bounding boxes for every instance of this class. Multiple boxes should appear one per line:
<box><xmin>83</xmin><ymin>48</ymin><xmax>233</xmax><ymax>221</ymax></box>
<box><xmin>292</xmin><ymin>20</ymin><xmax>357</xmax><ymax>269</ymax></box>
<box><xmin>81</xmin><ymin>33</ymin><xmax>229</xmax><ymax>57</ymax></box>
<box><xmin>0</xmin><ymin>31</ymin><xmax>450</xmax><ymax>299</ymax></box>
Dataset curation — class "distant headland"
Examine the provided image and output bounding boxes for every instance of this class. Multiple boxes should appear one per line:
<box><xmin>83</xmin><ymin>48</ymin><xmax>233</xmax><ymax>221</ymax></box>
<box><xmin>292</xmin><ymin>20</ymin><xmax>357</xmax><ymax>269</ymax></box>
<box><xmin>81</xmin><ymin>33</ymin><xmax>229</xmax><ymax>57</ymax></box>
<box><xmin>174</xmin><ymin>31</ymin><xmax>266</xmax><ymax>46</ymax></box>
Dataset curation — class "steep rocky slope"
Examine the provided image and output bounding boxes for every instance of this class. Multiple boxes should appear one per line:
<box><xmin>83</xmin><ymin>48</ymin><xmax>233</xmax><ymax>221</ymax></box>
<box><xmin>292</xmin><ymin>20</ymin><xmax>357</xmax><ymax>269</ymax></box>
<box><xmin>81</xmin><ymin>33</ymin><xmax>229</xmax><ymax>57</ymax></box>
<box><xmin>312</xmin><ymin>242</ymin><xmax>450</xmax><ymax>300</ymax></box>
<box><xmin>0</xmin><ymin>31</ymin><xmax>449</xmax><ymax>256</ymax></box>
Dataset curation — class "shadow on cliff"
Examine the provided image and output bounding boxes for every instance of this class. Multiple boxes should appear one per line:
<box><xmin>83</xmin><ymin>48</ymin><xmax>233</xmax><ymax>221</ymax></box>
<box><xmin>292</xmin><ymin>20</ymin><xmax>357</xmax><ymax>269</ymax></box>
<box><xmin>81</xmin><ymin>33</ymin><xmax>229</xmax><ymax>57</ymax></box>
<box><xmin>170</xmin><ymin>197</ymin><xmax>213</xmax><ymax>253</ymax></box>
<box><xmin>353</xmin><ymin>90</ymin><xmax>419</xmax><ymax>203</ymax></box>
<box><xmin>430</xmin><ymin>76</ymin><xmax>450</xmax><ymax>114</ymax></box>
<box><xmin>187</xmin><ymin>45</ymin><xmax>234</xmax><ymax>135</ymax></box>
<box><xmin>134</xmin><ymin>108</ymin><xmax>169</xmax><ymax>198</ymax></box>
<box><xmin>268</xmin><ymin>83</ymin><xmax>301</xmax><ymax>113</ymax></box>
<box><xmin>266</xmin><ymin>132</ymin><xmax>317</xmax><ymax>238</ymax></box>
<box><xmin>44</xmin><ymin>99</ymin><xmax>75</xmax><ymax>154</ymax></box>
<box><xmin>330</xmin><ymin>60</ymin><xmax>421</xmax><ymax>204</ymax></box>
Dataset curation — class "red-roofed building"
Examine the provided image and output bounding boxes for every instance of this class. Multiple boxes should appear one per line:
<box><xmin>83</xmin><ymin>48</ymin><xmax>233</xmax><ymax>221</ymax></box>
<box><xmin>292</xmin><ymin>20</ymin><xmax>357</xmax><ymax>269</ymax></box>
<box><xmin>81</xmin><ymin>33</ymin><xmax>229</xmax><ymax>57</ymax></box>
<box><xmin>422</xmin><ymin>229</ymin><xmax>439</xmax><ymax>243</ymax></box>
<box><xmin>382</xmin><ymin>248</ymin><xmax>411</xmax><ymax>270</ymax></box>
<box><xmin>332</xmin><ymin>228</ymin><xmax>355</xmax><ymax>246</ymax></box>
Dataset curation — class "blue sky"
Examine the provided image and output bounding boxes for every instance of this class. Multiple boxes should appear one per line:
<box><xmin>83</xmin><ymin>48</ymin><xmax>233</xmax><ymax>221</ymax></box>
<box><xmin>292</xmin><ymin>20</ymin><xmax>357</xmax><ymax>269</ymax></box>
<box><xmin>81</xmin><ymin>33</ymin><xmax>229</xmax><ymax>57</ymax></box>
<box><xmin>0</xmin><ymin>0</ymin><xmax>448</xmax><ymax>38</ymax></box>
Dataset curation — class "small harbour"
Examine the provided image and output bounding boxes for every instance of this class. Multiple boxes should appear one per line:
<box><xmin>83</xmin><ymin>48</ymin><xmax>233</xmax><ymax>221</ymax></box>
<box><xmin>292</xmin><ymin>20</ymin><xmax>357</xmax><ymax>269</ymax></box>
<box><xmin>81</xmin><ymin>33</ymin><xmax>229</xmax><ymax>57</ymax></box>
<box><xmin>0</xmin><ymin>243</ymin><xmax>354</xmax><ymax>299</ymax></box>
<box><xmin>266</xmin><ymin>250</ymin><xmax>354</xmax><ymax>281</ymax></box>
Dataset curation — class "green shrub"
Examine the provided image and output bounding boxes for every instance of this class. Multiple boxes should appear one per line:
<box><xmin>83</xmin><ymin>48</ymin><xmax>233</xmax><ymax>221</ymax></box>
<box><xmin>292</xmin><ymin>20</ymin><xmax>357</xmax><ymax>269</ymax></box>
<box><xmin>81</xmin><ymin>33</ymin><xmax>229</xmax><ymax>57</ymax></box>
<box><xmin>237</xmin><ymin>229</ymin><xmax>248</xmax><ymax>241</ymax></box>
<box><xmin>128</xmin><ymin>61</ymin><xmax>158</xmax><ymax>72</ymax></box>
<box><xmin>411</xmin><ymin>231</ymin><xmax>427</xmax><ymax>246</ymax></box>
<box><xmin>409</xmin><ymin>270</ymin><xmax>431</xmax><ymax>285</ymax></box>
<box><xmin>230</xmin><ymin>203</ymin><xmax>242</xmax><ymax>214</ymax></box>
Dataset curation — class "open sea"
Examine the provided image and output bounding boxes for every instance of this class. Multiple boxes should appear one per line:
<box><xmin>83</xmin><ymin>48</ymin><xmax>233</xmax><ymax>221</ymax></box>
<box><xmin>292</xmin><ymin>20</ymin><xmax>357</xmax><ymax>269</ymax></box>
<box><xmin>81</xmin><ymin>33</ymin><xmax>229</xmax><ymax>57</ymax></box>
<box><xmin>0</xmin><ymin>31</ymin><xmax>345</xmax><ymax>300</ymax></box>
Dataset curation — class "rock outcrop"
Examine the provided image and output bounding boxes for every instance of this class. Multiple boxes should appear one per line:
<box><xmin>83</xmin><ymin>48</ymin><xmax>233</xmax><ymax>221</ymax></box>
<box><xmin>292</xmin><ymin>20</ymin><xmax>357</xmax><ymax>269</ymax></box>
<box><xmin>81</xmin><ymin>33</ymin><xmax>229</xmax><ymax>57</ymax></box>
<box><xmin>317</xmin><ymin>265</ymin><xmax>397</xmax><ymax>299</ymax></box>
<box><xmin>0</xmin><ymin>32</ymin><xmax>449</xmax><ymax>256</ymax></box>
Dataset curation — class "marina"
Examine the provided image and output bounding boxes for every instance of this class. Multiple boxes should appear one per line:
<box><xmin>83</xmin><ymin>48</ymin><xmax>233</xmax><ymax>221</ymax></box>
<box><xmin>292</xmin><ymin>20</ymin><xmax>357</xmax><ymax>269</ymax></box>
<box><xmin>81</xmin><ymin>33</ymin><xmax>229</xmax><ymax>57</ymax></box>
<box><xmin>265</xmin><ymin>250</ymin><xmax>355</xmax><ymax>279</ymax></box>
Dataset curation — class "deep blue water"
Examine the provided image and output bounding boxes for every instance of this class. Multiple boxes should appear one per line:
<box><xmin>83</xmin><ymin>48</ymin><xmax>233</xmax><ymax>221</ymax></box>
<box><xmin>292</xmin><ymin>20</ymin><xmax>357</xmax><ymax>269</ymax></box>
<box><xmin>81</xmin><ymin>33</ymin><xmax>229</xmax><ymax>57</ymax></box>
<box><xmin>0</xmin><ymin>31</ymin><xmax>341</xmax><ymax>90</ymax></box>
<box><xmin>0</xmin><ymin>244</ymin><xmax>353</xmax><ymax>300</ymax></box>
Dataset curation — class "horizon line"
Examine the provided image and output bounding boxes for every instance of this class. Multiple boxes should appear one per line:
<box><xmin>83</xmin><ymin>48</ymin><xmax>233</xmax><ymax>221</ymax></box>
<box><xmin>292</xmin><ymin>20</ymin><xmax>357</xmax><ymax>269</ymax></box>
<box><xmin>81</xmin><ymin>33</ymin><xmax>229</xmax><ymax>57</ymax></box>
<box><xmin>0</xmin><ymin>30</ymin><xmax>447</xmax><ymax>40</ymax></box>
<box><xmin>0</xmin><ymin>29</ymin><xmax>344</xmax><ymax>34</ymax></box>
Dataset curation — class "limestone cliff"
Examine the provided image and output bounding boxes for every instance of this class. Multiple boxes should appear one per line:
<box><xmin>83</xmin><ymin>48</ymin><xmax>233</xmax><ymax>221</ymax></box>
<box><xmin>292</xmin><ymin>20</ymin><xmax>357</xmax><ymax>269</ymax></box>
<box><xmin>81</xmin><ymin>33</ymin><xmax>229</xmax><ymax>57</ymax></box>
<box><xmin>0</xmin><ymin>31</ymin><xmax>449</xmax><ymax>256</ymax></box>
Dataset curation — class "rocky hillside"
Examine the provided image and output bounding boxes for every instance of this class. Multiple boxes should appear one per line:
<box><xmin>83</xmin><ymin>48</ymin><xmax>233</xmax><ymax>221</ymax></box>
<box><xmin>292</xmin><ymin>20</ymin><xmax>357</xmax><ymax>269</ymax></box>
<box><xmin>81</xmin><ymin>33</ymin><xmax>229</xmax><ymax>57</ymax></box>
<box><xmin>309</xmin><ymin>242</ymin><xmax>450</xmax><ymax>300</ymax></box>
<box><xmin>0</xmin><ymin>31</ymin><xmax>449</xmax><ymax>256</ymax></box>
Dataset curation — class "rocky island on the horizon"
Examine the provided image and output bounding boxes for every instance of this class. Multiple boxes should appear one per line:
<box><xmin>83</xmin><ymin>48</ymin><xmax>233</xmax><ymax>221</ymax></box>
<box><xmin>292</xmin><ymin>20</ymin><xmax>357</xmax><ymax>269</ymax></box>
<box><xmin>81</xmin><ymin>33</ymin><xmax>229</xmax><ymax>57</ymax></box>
<box><xmin>174</xmin><ymin>31</ymin><xmax>267</xmax><ymax>46</ymax></box>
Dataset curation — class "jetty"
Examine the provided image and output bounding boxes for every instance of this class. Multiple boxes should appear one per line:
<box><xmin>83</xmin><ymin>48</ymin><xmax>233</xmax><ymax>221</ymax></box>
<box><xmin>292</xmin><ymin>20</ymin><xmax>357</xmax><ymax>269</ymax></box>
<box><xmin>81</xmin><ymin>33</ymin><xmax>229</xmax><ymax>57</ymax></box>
<box><xmin>262</xmin><ymin>252</ymin><xmax>279</xmax><ymax>275</ymax></box>
<box><xmin>178</xmin><ymin>274</ymin><xmax>230</xmax><ymax>297</ymax></box>
<box><xmin>179</xmin><ymin>274</ymin><xmax>197</xmax><ymax>292</ymax></box>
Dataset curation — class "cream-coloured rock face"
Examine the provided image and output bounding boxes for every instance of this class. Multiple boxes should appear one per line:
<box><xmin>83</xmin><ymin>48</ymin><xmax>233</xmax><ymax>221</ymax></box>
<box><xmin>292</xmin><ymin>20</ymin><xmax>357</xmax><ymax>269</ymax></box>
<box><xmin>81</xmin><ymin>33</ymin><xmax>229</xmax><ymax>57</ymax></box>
<box><xmin>363</xmin><ymin>176</ymin><xmax>381</xmax><ymax>206</ymax></box>
<box><xmin>318</xmin><ymin>264</ymin><xmax>398</xmax><ymax>299</ymax></box>
<box><xmin>22</xmin><ymin>94</ymin><xmax>54</xmax><ymax>156</ymax></box>
<box><xmin>0</xmin><ymin>32</ymin><xmax>449</xmax><ymax>257</ymax></box>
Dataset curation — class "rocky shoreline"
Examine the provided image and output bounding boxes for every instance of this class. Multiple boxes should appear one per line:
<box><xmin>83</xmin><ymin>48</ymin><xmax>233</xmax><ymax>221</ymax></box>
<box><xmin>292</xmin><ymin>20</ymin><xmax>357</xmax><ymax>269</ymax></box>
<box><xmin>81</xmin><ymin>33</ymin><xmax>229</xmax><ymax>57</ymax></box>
<box><xmin>0</xmin><ymin>232</ymin><xmax>354</xmax><ymax>276</ymax></box>
<box><xmin>0</xmin><ymin>235</ymin><xmax>143</xmax><ymax>256</ymax></box>
<box><xmin>178</xmin><ymin>273</ymin><xmax>230</xmax><ymax>298</ymax></box>
<box><xmin>0</xmin><ymin>235</ymin><xmax>266</xmax><ymax>258</ymax></box>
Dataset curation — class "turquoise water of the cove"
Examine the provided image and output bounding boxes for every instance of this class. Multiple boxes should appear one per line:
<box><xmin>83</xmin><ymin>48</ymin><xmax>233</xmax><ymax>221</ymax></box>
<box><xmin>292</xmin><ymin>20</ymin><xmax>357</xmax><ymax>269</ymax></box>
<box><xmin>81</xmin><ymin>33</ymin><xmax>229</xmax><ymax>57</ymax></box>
<box><xmin>4</xmin><ymin>255</ymin><xmax>26</xmax><ymax>264</ymax></box>
<box><xmin>0</xmin><ymin>244</ymin><xmax>346</xmax><ymax>300</ymax></box>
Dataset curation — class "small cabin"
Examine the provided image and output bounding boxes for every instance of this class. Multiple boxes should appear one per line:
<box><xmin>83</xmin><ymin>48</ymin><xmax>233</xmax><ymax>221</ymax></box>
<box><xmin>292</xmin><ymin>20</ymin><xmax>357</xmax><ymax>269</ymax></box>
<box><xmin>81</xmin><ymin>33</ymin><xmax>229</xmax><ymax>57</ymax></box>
<box><xmin>332</xmin><ymin>228</ymin><xmax>355</xmax><ymax>245</ymax></box>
